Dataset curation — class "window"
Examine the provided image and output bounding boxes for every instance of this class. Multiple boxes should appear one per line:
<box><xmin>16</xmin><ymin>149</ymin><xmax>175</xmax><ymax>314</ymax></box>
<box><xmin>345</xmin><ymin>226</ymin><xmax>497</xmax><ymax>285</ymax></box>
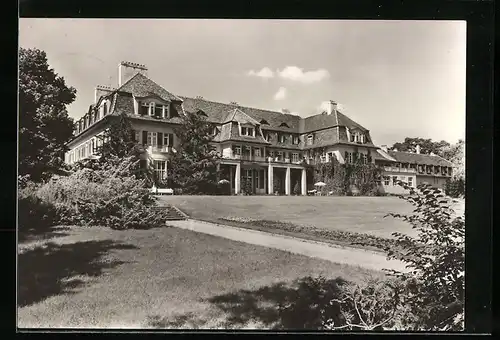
<box><xmin>268</xmin><ymin>151</ymin><xmax>274</xmax><ymax>158</ymax></box>
<box><xmin>434</xmin><ymin>166</ymin><xmax>440</xmax><ymax>174</ymax></box>
<box><xmin>154</xmin><ymin>160</ymin><xmax>167</xmax><ymax>181</ymax></box>
<box><xmin>293</xmin><ymin>135</ymin><xmax>299</xmax><ymax>145</ymax></box>
<box><xmin>350</xmin><ymin>133</ymin><xmax>355</xmax><ymax>142</ymax></box>
<box><xmin>163</xmin><ymin>133</ymin><xmax>174</xmax><ymax>146</ymax></box>
<box><xmin>442</xmin><ymin>167</ymin><xmax>447</xmax><ymax>175</ymax></box>
<box><xmin>146</xmin><ymin>132</ymin><xmax>154</xmax><ymax>146</ymax></box>
<box><xmin>279</xmin><ymin>134</ymin><xmax>286</xmax><ymax>143</ymax></box>
<box><xmin>154</xmin><ymin>104</ymin><xmax>163</xmax><ymax>118</ymax></box>
<box><xmin>279</xmin><ymin>122</ymin><xmax>290</xmax><ymax>128</ymax></box>
<box><xmin>134</xmin><ymin>130</ymin><xmax>140</xmax><ymax>143</ymax></box>
<box><xmin>277</xmin><ymin>151</ymin><xmax>283</xmax><ymax>161</ymax></box>
<box><xmin>307</xmin><ymin>134</ymin><xmax>314</xmax><ymax>145</ymax></box>
<box><xmin>212</xmin><ymin>126</ymin><xmax>218</xmax><ymax>136</ymax></box>
<box><xmin>260</xmin><ymin>119</ymin><xmax>269</xmax><ymax>125</ymax></box>
<box><xmin>234</xmin><ymin>146</ymin><xmax>241</xmax><ymax>155</ymax></box>
<box><xmin>347</xmin><ymin>152</ymin><xmax>353</xmax><ymax>163</ymax></box>
<box><xmin>259</xmin><ymin>169</ymin><xmax>265</xmax><ymax>189</ymax></box>
<box><xmin>292</xmin><ymin>153</ymin><xmax>299</xmax><ymax>163</ymax></box>
<box><xmin>408</xmin><ymin>177</ymin><xmax>413</xmax><ymax>187</ymax></box>
<box><xmin>254</xmin><ymin>148</ymin><xmax>261</xmax><ymax>157</ymax></box>
<box><xmin>392</xmin><ymin>176</ymin><xmax>398</xmax><ymax>185</ymax></box>
<box><xmin>140</xmin><ymin>102</ymin><xmax>149</xmax><ymax>115</ymax></box>
<box><xmin>240</xmin><ymin>126</ymin><xmax>255</xmax><ymax>137</ymax></box>
<box><xmin>384</xmin><ymin>176</ymin><xmax>390</xmax><ymax>186</ymax></box>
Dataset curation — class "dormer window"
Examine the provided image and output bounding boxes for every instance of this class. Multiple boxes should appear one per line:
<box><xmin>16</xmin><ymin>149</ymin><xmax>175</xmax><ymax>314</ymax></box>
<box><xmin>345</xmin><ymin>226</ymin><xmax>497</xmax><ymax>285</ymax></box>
<box><xmin>279</xmin><ymin>122</ymin><xmax>290</xmax><ymax>128</ymax></box>
<box><xmin>212</xmin><ymin>126</ymin><xmax>218</xmax><ymax>136</ymax></box>
<box><xmin>140</xmin><ymin>102</ymin><xmax>149</xmax><ymax>115</ymax></box>
<box><xmin>154</xmin><ymin>103</ymin><xmax>163</xmax><ymax>117</ymax></box>
<box><xmin>240</xmin><ymin>126</ymin><xmax>255</xmax><ymax>137</ymax></box>
<box><xmin>260</xmin><ymin>119</ymin><xmax>269</xmax><ymax>125</ymax></box>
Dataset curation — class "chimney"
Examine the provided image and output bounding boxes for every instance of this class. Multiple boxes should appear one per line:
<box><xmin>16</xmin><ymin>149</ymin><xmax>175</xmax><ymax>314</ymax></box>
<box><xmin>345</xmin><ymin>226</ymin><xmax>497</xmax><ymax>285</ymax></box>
<box><xmin>95</xmin><ymin>85</ymin><xmax>115</xmax><ymax>103</ymax></box>
<box><xmin>416</xmin><ymin>144</ymin><xmax>421</xmax><ymax>154</ymax></box>
<box><xmin>381</xmin><ymin>145</ymin><xmax>388</xmax><ymax>152</ymax></box>
<box><xmin>327</xmin><ymin>100</ymin><xmax>338</xmax><ymax>115</ymax></box>
<box><xmin>118</xmin><ymin>61</ymin><xmax>148</xmax><ymax>87</ymax></box>
<box><xmin>281</xmin><ymin>108</ymin><xmax>290</xmax><ymax>114</ymax></box>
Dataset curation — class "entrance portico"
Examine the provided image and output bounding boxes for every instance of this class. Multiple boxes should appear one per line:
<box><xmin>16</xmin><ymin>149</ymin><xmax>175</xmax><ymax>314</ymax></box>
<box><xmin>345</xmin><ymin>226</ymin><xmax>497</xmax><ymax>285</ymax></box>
<box><xmin>221</xmin><ymin>159</ymin><xmax>306</xmax><ymax>195</ymax></box>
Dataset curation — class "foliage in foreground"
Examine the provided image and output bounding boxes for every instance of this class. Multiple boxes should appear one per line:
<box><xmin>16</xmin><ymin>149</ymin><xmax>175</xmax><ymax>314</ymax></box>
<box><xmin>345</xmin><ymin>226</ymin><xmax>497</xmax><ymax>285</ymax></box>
<box><xmin>349</xmin><ymin>182</ymin><xmax>464</xmax><ymax>331</ymax></box>
<box><xmin>21</xmin><ymin>157</ymin><xmax>171</xmax><ymax>230</ymax></box>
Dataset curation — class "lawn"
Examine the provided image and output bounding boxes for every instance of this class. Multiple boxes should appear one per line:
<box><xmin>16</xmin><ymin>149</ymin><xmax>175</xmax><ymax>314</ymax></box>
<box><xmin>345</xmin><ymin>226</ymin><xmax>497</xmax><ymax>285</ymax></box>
<box><xmin>160</xmin><ymin>196</ymin><xmax>417</xmax><ymax>239</ymax></box>
<box><xmin>18</xmin><ymin>225</ymin><xmax>382</xmax><ymax>329</ymax></box>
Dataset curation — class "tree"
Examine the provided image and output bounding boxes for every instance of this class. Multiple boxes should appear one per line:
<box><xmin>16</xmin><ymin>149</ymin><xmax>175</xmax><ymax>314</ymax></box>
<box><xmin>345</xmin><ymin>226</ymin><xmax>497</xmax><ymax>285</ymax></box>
<box><xmin>391</xmin><ymin>137</ymin><xmax>450</xmax><ymax>157</ymax></box>
<box><xmin>441</xmin><ymin>139</ymin><xmax>465</xmax><ymax>198</ymax></box>
<box><xmin>19</xmin><ymin>48</ymin><xmax>77</xmax><ymax>182</ymax></box>
<box><xmin>167</xmin><ymin>111</ymin><xmax>220</xmax><ymax>194</ymax></box>
<box><xmin>71</xmin><ymin>112</ymin><xmax>156</xmax><ymax>187</ymax></box>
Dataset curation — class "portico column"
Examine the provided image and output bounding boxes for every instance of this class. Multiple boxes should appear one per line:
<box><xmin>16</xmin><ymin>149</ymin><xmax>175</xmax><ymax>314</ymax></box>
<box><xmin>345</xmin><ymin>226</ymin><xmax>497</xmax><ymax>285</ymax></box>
<box><xmin>235</xmin><ymin>163</ymin><xmax>241</xmax><ymax>195</ymax></box>
<box><xmin>285</xmin><ymin>167</ymin><xmax>291</xmax><ymax>195</ymax></box>
<box><xmin>268</xmin><ymin>163</ymin><xmax>274</xmax><ymax>194</ymax></box>
<box><xmin>301</xmin><ymin>168</ymin><xmax>307</xmax><ymax>195</ymax></box>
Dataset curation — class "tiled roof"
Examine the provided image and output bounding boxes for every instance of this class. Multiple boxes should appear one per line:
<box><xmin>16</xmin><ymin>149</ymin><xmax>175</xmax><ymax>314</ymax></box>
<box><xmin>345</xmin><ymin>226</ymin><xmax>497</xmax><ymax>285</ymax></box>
<box><xmin>117</xmin><ymin>73</ymin><xmax>182</xmax><ymax>102</ymax></box>
<box><xmin>373</xmin><ymin>149</ymin><xmax>397</xmax><ymax>162</ymax></box>
<box><xmin>222</xmin><ymin>108</ymin><xmax>261</xmax><ymax>125</ymax></box>
<box><xmin>303</xmin><ymin>110</ymin><xmax>369</xmax><ymax>133</ymax></box>
<box><xmin>180</xmin><ymin>96</ymin><xmax>300</xmax><ymax>132</ymax></box>
<box><xmin>388</xmin><ymin>151</ymin><xmax>453</xmax><ymax>167</ymax></box>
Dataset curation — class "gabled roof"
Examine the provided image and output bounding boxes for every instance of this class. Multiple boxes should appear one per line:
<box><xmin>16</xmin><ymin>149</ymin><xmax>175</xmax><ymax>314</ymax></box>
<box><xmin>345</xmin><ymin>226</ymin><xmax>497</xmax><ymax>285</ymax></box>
<box><xmin>180</xmin><ymin>96</ymin><xmax>300</xmax><ymax>132</ymax></box>
<box><xmin>303</xmin><ymin>110</ymin><xmax>368</xmax><ymax>133</ymax></box>
<box><xmin>388</xmin><ymin>151</ymin><xmax>454</xmax><ymax>167</ymax></box>
<box><xmin>222</xmin><ymin>108</ymin><xmax>261</xmax><ymax>125</ymax></box>
<box><xmin>117</xmin><ymin>72</ymin><xmax>182</xmax><ymax>102</ymax></box>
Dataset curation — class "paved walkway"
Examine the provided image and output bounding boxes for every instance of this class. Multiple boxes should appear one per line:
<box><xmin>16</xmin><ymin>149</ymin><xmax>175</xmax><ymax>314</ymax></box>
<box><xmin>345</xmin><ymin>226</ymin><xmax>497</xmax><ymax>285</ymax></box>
<box><xmin>167</xmin><ymin>219</ymin><xmax>408</xmax><ymax>273</ymax></box>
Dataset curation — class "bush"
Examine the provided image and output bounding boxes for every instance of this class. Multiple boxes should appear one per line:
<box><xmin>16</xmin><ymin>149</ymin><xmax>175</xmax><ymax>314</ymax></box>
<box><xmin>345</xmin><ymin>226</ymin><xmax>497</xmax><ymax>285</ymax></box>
<box><xmin>352</xmin><ymin>181</ymin><xmax>465</xmax><ymax>331</ymax></box>
<box><xmin>34</xmin><ymin>156</ymin><xmax>172</xmax><ymax>230</ymax></box>
<box><xmin>18</xmin><ymin>191</ymin><xmax>58</xmax><ymax>233</ymax></box>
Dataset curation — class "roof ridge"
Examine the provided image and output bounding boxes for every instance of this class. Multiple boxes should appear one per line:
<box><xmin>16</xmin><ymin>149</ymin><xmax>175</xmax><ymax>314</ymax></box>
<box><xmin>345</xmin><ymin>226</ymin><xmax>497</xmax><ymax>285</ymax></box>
<box><xmin>180</xmin><ymin>95</ymin><xmax>295</xmax><ymax>116</ymax></box>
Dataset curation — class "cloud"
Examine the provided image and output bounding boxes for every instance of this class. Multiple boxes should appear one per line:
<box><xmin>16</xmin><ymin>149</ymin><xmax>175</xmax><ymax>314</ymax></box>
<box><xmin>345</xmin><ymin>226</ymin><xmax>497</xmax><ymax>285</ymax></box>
<box><xmin>277</xmin><ymin>66</ymin><xmax>330</xmax><ymax>84</ymax></box>
<box><xmin>247</xmin><ymin>67</ymin><xmax>274</xmax><ymax>79</ymax></box>
<box><xmin>273</xmin><ymin>87</ymin><xmax>287</xmax><ymax>100</ymax></box>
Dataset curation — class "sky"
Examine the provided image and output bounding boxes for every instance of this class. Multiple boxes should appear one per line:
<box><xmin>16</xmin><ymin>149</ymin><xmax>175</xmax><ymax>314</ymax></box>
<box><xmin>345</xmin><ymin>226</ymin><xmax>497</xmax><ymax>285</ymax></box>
<box><xmin>19</xmin><ymin>19</ymin><xmax>466</xmax><ymax>146</ymax></box>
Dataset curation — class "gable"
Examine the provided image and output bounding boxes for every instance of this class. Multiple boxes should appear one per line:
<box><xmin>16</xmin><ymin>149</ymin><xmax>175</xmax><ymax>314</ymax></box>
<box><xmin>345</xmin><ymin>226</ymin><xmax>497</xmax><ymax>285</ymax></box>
<box><xmin>117</xmin><ymin>73</ymin><xmax>181</xmax><ymax>102</ymax></box>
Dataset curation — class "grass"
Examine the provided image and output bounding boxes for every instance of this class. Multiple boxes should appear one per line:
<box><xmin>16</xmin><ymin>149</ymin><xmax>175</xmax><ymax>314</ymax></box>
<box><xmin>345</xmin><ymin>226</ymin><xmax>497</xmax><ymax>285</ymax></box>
<box><xmin>18</xmin><ymin>225</ymin><xmax>383</xmax><ymax>329</ymax></box>
<box><xmin>160</xmin><ymin>196</ymin><xmax>417</xmax><ymax>239</ymax></box>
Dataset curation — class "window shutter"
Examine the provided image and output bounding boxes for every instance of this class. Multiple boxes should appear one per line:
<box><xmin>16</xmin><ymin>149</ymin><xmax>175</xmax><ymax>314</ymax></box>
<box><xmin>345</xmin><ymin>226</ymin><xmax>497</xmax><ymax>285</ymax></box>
<box><xmin>142</xmin><ymin>131</ymin><xmax>148</xmax><ymax>145</ymax></box>
<box><xmin>157</xmin><ymin>132</ymin><xmax>163</xmax><ymax>146</ymax></box>
<box><xmin>344</xmin><ymin>151</ymin><xmax>348</xmax><ymax>162</ymax></box>
<box><xmin>168</xmin><ymin>134</ymin><xmax>174</xmax><ymax>146</ymax></box>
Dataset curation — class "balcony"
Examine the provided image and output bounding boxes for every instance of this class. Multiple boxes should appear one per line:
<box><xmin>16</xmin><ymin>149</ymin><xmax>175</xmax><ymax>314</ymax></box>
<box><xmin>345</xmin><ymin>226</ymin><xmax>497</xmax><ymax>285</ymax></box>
<box><xmin>383</xmin><ymin>166</ymin><xmax>416</xmax><ymax>173</ymax></box>
<box><xmin>148</xmin><ymin>145</ymin><xmax>175</xmax><ymax>154</ymax></box>
<box><xmin>223</xmin><ymin>152</ymin><xmax>266</xmax><ymax>162</ymax></box>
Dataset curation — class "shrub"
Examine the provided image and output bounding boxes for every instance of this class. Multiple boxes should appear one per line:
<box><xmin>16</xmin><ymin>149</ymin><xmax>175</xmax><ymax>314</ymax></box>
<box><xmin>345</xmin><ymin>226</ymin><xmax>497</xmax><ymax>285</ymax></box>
<box><xmin>352</xmin><ymin>181</ymin><xmax>465</xmax><ymax>331</ymax></box>
<box><xmin>35</xmin><ymin>156</ymin><xmax>172</xmax><ymax>230</ymax></box>
<box><xmin>18</xmin><ymin>192</ymin><xmax>58</xmax><ymax>233</ymax></box>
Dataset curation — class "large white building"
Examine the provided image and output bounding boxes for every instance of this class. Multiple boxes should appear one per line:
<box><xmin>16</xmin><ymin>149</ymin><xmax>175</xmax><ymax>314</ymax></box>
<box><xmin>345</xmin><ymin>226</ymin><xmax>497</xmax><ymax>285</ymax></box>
<box><xmin>66</xmin><ymin>61</ymin><xmax>453</xmax><ymax>195</ymax></box>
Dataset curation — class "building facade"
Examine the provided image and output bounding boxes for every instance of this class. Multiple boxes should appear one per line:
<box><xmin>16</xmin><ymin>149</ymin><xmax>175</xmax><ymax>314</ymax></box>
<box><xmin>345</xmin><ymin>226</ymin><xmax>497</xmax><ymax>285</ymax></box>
<box><xmin>373</xmin><ymin>145</ymin><xmax>453</xmax><ymax>194</ymax></box>
<box><xmin>65</xmin><ymin>61</ymin><xmax>451</xmax><ymax>195</ymax></box>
